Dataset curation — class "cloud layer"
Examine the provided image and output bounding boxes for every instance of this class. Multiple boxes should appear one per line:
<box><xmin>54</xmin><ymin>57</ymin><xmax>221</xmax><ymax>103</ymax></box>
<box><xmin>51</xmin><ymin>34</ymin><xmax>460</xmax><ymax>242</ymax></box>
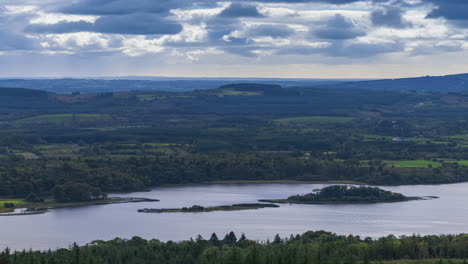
<box><xmin>1</xmin><ymin>0</ymin><xmax>468</xmax><ymax>77</ymax></box>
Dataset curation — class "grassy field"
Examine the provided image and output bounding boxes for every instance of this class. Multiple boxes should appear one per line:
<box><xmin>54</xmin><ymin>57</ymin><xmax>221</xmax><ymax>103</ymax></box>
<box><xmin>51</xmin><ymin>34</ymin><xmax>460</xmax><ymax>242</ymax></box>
<box><xmin>410</xmin><ymin>138</ymin><xmax>450</xmax><ymax>144</ymax></box>
<box><xmin>379</xmin><ymin>260</ymin><xmax>467</xmax><ymax>264</ymax></box>
<box><xmin>443</xmin><ymin>160</ymin><xmax>468</xmax><ymax>166</ymax></box>
<box><xmin>0</xmin><ymin>198</ymin><xmax>123</xmax><ymax>214</ymax></box>
<box><xmin>361</xmin><ymin>134</ymin><xmax>394</xmax><ymax>141</ymax></box>
<box><xmin>216</xmin><ymin>89</ymin><xmax>262</xmax><ymax>96</ymax></box>
<box><xmin>276</xmin><ymin>116</ymin><xmax>357</xmax><ymax>124</ymax></box>
<box><xmin>361</xmin><ymin>135</ymin><xmax>453</xmax><ymax>145</ymax></box>
<box><xmin>385</xmin><ymin>160</ymin><xmax>442</xmax><ymax>168</ymax></box>
<box><xmin>136</xmin><ymin>94</ymin><xmax>158</xmax><ymax>101</ymax></box>
<box><xmin>449</xmin><ymin>134</ymin><xmax>468</xmax><ymax>139</ymax></box>
<box><xmin>384</xmin><ymin>159</ymin><xmax>468</xmax><ymax>168</ymax></box>
<box><xmin>16</xmin><ymin>114</ymin><xmax>112</xmax><ymax>125</ymax></box>
<box><xmin>88</xmin><ymin>125</ymin><xmax>150</xmax><ymax>131</ymax></box>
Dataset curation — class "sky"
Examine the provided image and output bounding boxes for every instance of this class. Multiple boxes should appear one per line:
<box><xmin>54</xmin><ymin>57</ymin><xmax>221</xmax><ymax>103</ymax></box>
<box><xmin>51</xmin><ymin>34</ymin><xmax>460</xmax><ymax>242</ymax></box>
<box><xmin>1</xmin><ymin>0</ymin><xmax>468</xmax><ymax>78</ymax></box>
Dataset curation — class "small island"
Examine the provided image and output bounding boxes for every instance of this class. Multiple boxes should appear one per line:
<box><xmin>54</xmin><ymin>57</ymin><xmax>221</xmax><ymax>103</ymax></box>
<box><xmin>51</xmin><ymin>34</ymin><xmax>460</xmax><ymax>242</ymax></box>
<box><xmin>0</xmin><ymin>197</ymin><xmax>160</xmax><ymax>216</ymax></box>
<box><xmin>138</xmin><ymin>203</ymin><xmax>279</xmax><ymax>213</ymax></box>
<box><xmin>259</xmin><ymin>185</ymin><xmax>431</xmax><ymax>204</ymax></box>
<box><xmin>1</xmin><ymin>182</ymin><xmax>159</xmax><ymax>216</ymax></box>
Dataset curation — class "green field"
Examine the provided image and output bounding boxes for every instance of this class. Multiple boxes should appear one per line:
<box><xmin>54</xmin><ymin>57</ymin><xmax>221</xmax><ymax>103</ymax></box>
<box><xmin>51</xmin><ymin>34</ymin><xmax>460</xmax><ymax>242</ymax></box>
<box><xmin>216</xmin><ymin>89</ymin><xmax>262</xmax><ymax>96</ymax></box>
<box><xmin>0</xmin><ymin>198</ymin><xmax>123</xmax><ymax>214</ymax></box>
<box><xmin>361</xmin><ymin>134</ymin><xmax>394</xmax><ymax>140</ymax></box>
<box><xmin>380</xmin><ymin>260</ymin><xmax>467</xmax><ymax>264</ymax></box>
<box><xmin>0</xmin><ymin>198</ymin><xmax>52</xmax><ymax>213</ymax></box>
<box><xmin>444</xmin><ymin>160</ymin><xmax>468</xmax><ymax>166</ymax></box>
<box><xmin>136</xmin><ymin>94</ymin><xmax>158</xmax><ymax>101</ymax></box>
<box><xmin>16</xmin><ymin>113</ymin><xmax>112</xmax><ymax>125</ymax></box>
<box><xmin>88</xmin><ymin>125</ymin><xmax>150</xmax><ymax>131</ymax></box>
<box><xmin>276</xmin><ymin>116</ymin><xmax>357</xmax><ymax>124</ymax></box>
<box><xmin>386</xmin><ymin>160</ymin><xmax>442</xmax><ymax>168</ymax></box>
<box><xmin>450</xmin><ymin>134</ymin><xmax>468</xmax><ymax>139</ymax></box>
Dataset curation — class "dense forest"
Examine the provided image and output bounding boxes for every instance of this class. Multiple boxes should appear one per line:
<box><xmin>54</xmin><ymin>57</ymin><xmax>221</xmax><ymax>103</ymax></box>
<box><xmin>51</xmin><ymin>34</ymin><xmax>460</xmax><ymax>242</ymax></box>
<box><xmin>2</xmin><ymin>231</ymin><xmax>468</xmax><ymax>264</ymax></box>
<box><xmin>0</xmin><ymin>83</ymin><xmax>467</xmax><ymax>200</ymax></box>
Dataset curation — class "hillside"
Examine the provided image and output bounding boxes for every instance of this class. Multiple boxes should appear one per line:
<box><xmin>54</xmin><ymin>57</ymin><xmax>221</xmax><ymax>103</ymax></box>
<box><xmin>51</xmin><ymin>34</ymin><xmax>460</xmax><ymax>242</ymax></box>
<box><xmin>0</xmin><ymin>84</ymin><xmax>468</xmax><ymax>198</ymax></box>
<box><xmin>325</xmin><ymin>73</ymin><xmax>468</xmax><ymax>93</ymax></box>
<box><xmin>1</xmin><ymin>83</ymin><xmax>467</xmax><ymax>121</ymax></box>
<box><xmin>0</xmin><ymin>78</ymin><xmax>346</xmax><ymax>94</ymax></box>
<box><xmin>0</xmin><ymin>87</ymin><xmax>62</xmax><ymax>117</ymax></box>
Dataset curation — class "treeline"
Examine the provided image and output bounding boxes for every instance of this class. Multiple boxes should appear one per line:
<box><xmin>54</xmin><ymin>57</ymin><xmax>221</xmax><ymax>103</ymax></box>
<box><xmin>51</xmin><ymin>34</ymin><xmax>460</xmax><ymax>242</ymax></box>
<box><xmin>2</xmin><ymin>231</ymin><xmax>468</xmax><ymax>264</ymax></box>
<box><xmin>1</xmin><ymin>153</ymin><xmax>468</xmax><ymax>197</ymax></box>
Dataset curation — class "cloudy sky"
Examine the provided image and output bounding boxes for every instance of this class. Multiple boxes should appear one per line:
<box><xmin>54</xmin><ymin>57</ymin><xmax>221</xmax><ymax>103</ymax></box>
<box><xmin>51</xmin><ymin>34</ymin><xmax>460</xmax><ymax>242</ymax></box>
<box><xmin>1</xmin><ymin>0</ymin><xmax>468</xmax><ymax>78</ymax></box>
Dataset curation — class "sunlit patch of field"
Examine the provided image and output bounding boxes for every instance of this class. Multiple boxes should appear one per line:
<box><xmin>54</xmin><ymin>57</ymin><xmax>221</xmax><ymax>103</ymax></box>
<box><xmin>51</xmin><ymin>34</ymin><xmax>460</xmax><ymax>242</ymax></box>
<box><xmin>276</xmin><ymin>116</ymin><xmax>357</xmax><ymax>124</ymax></box>
<box><xmin>15</xmin><ymin>114</ymin><xmax>112</xmax><ymax>125</ymax></box>
<box><xmin>385</xmin><ymin>160</ymin><xmax>442</xmax><ymax>168</ymax></box>
<box><xmin>215</xmin><ymin>89</ymin><xmax>262</xmax><ymax>97</ymax></box>
<box><xmin>87</xmin><ymin>126</ymin><xmax>150</xmax><ymax>131</ymax></box>
<box><xmin>379</xmin><ymin>260</ymin><xmax>467</xmax><ymax>264</ymax></box>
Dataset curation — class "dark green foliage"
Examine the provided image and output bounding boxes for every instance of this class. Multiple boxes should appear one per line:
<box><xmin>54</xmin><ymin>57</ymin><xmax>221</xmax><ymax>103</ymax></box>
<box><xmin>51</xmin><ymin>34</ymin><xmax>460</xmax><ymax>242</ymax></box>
<box><xmin>0</xmin><ymin>84</ymin><xmax>467</xmax><ymax>198</ymax></box>
<box><xmin>24</xmin><ymin>193</ymin><xmax>44</xmax><ymax>203</ymax></box>
<box><xmin>3</xmin><ymin>231</ymin><xmax>468</xmax><ymax>264</ymax></box>
<box><xmin>53</xmin><ymin>182</ymin><xmax>107</xmax><ymax>203</ymax></box>
<box><xmin>182</xmin><ymin>205</ymin><xmax>205</xmax><ymax>212</ymax></box>
<box><xmin>286</xmin><ymin>185</ymin><xmax>407</xmax><ymax>203</ymax></box>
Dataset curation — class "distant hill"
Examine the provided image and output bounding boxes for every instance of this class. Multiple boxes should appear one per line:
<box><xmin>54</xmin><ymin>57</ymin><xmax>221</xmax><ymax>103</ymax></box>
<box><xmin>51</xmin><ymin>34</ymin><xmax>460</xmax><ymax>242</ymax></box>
<box><xmin>0</xmin><ymin>87</ymin><xmax>61</xmax><ymax>114</ymax></box>
<box><xmin>324</xmin><ymin>73</ymin><xmax>468</xmax><ymax>93</ymax></box>
<box><xmin>0</xmin><ymin>78</ymin><xmax>351</xmax><ymax>94</ymax></box>
<box><xmin>0</xmin><ymin>87</ymin><xmax>48</xmax><ymax>97</ymax></box>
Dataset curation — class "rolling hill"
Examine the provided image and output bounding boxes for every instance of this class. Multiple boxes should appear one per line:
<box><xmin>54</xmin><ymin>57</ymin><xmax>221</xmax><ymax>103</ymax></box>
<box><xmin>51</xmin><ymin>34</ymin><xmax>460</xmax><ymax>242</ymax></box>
<box><xmin>325</xmin><ymin>73</ymin><xmax>468</xmax><ymax>93</ymax></box>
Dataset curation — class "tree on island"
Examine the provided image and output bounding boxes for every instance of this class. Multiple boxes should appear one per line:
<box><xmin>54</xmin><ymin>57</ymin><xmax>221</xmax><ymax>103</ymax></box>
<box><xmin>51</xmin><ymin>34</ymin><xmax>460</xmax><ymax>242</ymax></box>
<box><xmin>260</xmin><ymin>185</ymin><xmax>416</xmax><ymax>204</ymax></box>
<box><xmin>289</xmin><ymin>185</ymin><xmax>407</xmax><ymax>203</ymax></box>
<box><xmin>24</xmin><ymin>192</ymin><xmax>44</xmax><ymax>203</ymax></box>
<box><xmin>54</xmin><ymin>182</ymin><xmax>107</xmax><ymax>203</ymax></box>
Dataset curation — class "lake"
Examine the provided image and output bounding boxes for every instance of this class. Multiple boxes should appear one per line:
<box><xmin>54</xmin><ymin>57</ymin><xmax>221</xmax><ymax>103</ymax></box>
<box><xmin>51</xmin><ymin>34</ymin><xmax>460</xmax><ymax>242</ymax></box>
<box><xmin>1</xmin><ymin>182</ymin><xmax>468</xmax><ymax>250</ymax></box>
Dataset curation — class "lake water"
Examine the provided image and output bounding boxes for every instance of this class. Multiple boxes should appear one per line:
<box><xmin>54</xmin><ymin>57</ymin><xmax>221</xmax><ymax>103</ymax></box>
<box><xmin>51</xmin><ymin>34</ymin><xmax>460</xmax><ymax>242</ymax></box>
<box><xmin>2</xmin><ymin>182</ymin><xmax>468</xmax><ymax>250</ymax></box>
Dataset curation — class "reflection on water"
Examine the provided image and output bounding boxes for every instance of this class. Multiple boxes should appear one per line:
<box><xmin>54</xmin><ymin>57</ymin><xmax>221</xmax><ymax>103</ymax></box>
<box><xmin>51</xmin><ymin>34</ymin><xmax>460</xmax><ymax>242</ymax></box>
<box><xmin>1</xmin><ymin>182</ymin><xmax>468</xmax><ymax>250</ymax></box>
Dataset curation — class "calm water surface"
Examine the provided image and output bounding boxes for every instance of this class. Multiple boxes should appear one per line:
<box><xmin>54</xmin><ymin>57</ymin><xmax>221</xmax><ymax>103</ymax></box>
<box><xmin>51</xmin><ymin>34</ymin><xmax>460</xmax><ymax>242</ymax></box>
<box><xmin>1</xmin><ymin>183</ymin><xmax>468</xmax><ymax>250</ymax></box>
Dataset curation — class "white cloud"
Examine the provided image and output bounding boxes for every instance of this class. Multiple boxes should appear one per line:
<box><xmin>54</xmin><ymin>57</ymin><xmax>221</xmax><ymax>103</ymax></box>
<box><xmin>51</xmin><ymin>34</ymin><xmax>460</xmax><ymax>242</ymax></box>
<box><xmin>1</xmin><ymin>0</ymin><xmax>468</xmax><ymax>77</ymax></box>
<box><xmin>30</xmin><ymin>12</ymin><xmax>98</xmax><ymax>24</ymax></box>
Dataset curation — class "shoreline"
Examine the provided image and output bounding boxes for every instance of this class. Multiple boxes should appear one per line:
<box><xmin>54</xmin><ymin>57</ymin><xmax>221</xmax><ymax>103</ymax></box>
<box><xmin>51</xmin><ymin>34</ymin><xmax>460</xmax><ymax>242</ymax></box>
<box><xmin>138</xmin><ymin>203</ymin><xmax>280</xmax><ymax>214</ymax></box>
<box><xmin>259</xmin><ymin>196</ymin><xmax>438</xmax><ymax>205</ymax></box>
<box><xmin>133</xmin><ymin>180</ymin><xmax>468</xmax><ymax>192</ymax></box>
<box><xmin>150</xmin><ymin>180</ymin><xmax>367</xmax><ymax>189</ymax></box>
<box><xmin>0</xmin><ymin>197</ymin><xmax>159</xmax><ymax>216</ymax></box>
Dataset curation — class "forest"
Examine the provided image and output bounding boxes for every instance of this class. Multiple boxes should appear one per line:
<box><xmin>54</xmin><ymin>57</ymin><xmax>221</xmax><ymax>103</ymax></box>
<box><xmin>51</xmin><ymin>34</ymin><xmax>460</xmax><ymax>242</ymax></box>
<box><xmin>0</xmin><ymin>83</ymin><xmax>467</xmax><ymax>200</ymax></box>
<box><xmin>2</xmin><ymin>231</ymin><xmax>468</xmax><ymax>264</ymax></box>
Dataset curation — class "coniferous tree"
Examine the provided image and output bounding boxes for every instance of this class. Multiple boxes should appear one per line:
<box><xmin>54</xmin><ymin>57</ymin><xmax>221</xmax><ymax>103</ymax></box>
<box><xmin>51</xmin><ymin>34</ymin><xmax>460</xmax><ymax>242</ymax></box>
<box><xmin>209</xmin><ymin>233</ymin><xmax>220</xmax><ymax>247</ymax></box>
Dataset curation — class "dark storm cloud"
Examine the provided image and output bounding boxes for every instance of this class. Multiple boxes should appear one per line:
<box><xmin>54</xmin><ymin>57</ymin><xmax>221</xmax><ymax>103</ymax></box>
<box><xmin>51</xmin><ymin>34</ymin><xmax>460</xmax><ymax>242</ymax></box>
<box><xmin>26</xmin><ymin>14</ymin><xmax>183</xmax><ymax>35</ymax></box>
<box><xmin>0</xmin><ymin>30</ymin><xmax>37</xmax><ymax>51</ymax></box>
<box><xmin>36</xmin><ymin>0</ymin><xmax>185</xmax><ymax>35</ymax></box>
<box><xmin>246</xmin><ymin>24</ymin><xmax>295</xmax><ymax>38</ymax></box>
<box><xmin>312</xmin><ymin>14</ymin><xmax>365</xmax><ymax>40</ymax></box>
<box><xmin>3</xmin><ymin>0</ymin><xmax>460</xmax><ymax>60</ymax></box>
<box><xmin>371</xmin><ymin>6</ymin><xmax>411</xmax><ymax>28</ymax></box>
<box><xmin>255</xmin><ymin>0</ymin><xmax>363</xmax><ymax>3</ymax></box>
<box><xmin>426</xmin><ymin>0</ymin><xmax>468</xmax><ymax>27</ymax></box>
<box><xmin>58</xmin><ymin>0</ymin><xmax>182</xmax><ymax>15</ymax></box>
<box><xmin>31</xmin><ymin>0</ymin><xmax>392</xmax><ymax>37</ymax></box>
<box><xmin>218</xmin><ymin>3</ymin><xmax>263</xmax><ymax>18</ymax></box>
<box><xmin>0</xmin><ymin>5</ymin><xmax>38</xmax><ymax>51</ymax></box>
